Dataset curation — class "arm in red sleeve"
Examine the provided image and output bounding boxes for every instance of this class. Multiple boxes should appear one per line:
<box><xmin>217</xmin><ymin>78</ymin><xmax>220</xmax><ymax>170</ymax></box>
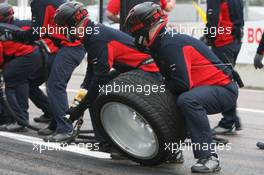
<box><xmin>107</xmin><ymin>0</ymin><xmax>120</xmax><ymax>15</ymax></box>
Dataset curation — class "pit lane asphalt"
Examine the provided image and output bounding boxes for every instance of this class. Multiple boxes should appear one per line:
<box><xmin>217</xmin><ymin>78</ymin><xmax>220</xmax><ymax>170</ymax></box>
<box><xmin>0</xmin><ymin>75</ymin><xmax>264</xmax><ymax>175</ymax></box>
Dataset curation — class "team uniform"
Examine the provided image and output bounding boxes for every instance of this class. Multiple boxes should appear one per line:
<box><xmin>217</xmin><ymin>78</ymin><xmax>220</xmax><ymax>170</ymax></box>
<box><xmin>125</xmin><ymin>2</ymin><xmax>241</xmax><ymax>172</ymax></box>
<box><xmin>73</xmin><ymin>21</ymin><xmax>160</xmax><ymax>143</ymax></box>
<box><xmin>0</xmin><ymin>20</ymin><xmax>43</xmax><ymax>129</ymax></box>
<box><xmin>11</xmin><ymin>0</ymin><xmax>86</xmax><ymax>135</ymax></box>
<box><xmin>206</xmin><ymin>0</ymin><xmax>244</xmax><ymax>132</ymax></box>
<box><xmin>150</xmin><ymin>28</ymin><xmax>238</xmax><ymax>158</ymax></box>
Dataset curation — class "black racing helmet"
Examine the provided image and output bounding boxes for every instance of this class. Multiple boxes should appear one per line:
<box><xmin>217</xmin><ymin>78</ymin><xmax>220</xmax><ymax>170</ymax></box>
<box><xmin>54</xmin><ymin>1</ymin><xmax>88</xmax><ymax>27</ymax></box>
<box><xmin>0</xmin><ymin>3</ymin><xmax>14</xmax><ymax>23</ymax></box>
<box><xmin>125</xmin><ymin>2</ymin><xmax>167</xmax><ymax>49</ymax></box>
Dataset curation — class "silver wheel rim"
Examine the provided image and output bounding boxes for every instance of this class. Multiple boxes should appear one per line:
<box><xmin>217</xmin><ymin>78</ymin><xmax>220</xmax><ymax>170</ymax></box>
<box><xmin>100</xmin><ymin>102</ymin><xmax>159</xmax><ymax>159</ymax></box>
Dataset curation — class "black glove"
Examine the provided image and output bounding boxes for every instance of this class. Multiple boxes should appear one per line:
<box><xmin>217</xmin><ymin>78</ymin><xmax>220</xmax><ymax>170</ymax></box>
<box><xmin>254</xmin><ymin>53</ymin><xmax>264</xmax><ymax>69</ymax></box>
<box><xmin>66</xmin><ymin>103</ymin><xmax>87</xmax><ymax>122</ymax></box>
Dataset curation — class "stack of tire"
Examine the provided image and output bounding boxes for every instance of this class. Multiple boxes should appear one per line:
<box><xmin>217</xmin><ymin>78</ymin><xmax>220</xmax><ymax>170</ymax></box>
<box><xmin>93</xmin><ymin>70</ymin><xmax>186</xmax><ymax>165</ymax></box>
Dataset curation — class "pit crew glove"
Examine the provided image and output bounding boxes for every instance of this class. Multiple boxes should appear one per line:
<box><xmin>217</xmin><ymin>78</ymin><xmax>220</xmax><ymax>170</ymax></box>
<box><xmin>67</xmin><ymin>88</ymin><xmax>88</xmax><ymax>122</ymax></box>
<box><xmin>254</xmin><ymin>53</ymin><xmax>264</xmax><ymax>69</ymax></box>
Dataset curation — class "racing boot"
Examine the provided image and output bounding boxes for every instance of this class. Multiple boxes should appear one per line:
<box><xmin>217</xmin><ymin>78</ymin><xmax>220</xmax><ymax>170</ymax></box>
<box><xmin>167</xmin><ymin>150</ymin><xmax>184</xmax><ymax>164</ymax></box>
<box><xmin>34</xmin><ymin>114</ymin><xmax>51</xmax><ymax>123</ymax></box>
<box><xmin>191</xmin><ymin>154</ymin><xmax>221</xmax><ymax>173</ymax></box>
<box><xmin>257</xmin><ymin>141</ymin><xmax>264</xmax><ymax>149</ymax></box>
<box><xmin>43</xmin><ymin>130</ymin><xmax>77</xmax><ymax>143</ymax></box>
<box><xmin>212</xmin><ymin>124</ymin><xmax>236</xmax><ymax>135</ymax></box>
<box><xmin>38</xmin><ymin>127</ymin><xmax>55</xmax><ymax>136</ymax></box>
<box><xmin>0</xmin><ymin>122</ymin><xmax>27</xmax><ymax>132</ymax></box>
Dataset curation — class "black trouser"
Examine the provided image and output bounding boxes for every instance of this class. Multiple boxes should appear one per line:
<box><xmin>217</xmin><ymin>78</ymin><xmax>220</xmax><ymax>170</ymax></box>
<box><xmin>29</xmin><ymin>63</ymin><xmax>53</xmax><ymax>118</ymax></box>
<box><xmin>47</xmin><ymin>46</ymin><xmax>86</xmax><ymax>134</ymax></box>
<box><xmin>212</xmin><ymin>41</ymin><xmax>242</xmax><ymax>129</ymax></box>
<box><xmin>176</xmin><ymin>82</ymin><xmax>238</xmax><ymax>159</ymax></box>
<box><xmin>3</xmin><ymin>49</ymin><xmax>42</xmax><ymax>123</ymax></box>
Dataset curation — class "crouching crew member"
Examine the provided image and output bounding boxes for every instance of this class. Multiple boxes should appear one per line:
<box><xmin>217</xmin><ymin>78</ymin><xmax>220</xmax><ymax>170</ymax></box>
<box><xmin>204</xmin><ymin>0</ymin><xmax>244</xmax><ymax>134</ymax></box>
<box><xmin>52</xmin><ymin>1</ymin><xmax>160</xmax><ymax>144</ymax></box>
<box><xmin>0</xmin><ymin>4</ymin><xmax>44</xmax><ymax>132</ymax></box>
<box><xmin>125</xmin><ymin>2</ymin><xmax>240</xmax><ymax>173</ymax></box>
<box><xmin>0</xmin><ymin>0</ymin><xmax>86</xmax><ymax>141</ymax></box>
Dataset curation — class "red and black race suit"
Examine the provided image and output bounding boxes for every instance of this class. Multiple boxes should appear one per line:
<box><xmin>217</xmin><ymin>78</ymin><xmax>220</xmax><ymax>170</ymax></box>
<box><xmin>149</xmin><ymin>28</ymin><xmax>233</xmax><ymax>95</ymax></box>
<box><xmin>0</xmin><ymin>19</ymin><xmax>37</xmax><ymax>67</ymax></box>
<box><xmin>206</xmin><ymin>0</ymin><xmax>244</xmax><ymax>47</ymax></box>
<box><xmin>12</xmin><ymin>0</ymin><xmax>80</xmax><ymax>53</ymax></box>
<box><xmin>81</xmin><ymin>22</ymin><xmax>159</xmax><ymax>104</ymax></box>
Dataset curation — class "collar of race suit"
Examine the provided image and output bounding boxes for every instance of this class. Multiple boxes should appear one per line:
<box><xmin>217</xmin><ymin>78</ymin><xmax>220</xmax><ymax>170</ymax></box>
<box><xmin>148</xmin><ymin>25</ymin><xmax>167</xmax><ymax>51</ymax></box>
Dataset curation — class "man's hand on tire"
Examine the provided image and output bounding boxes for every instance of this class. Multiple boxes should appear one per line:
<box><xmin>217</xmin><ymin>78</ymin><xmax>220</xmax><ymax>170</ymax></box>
<box><xmin>254</xmin><ymin>53</ymin><xmax>264</xmax><ymax>69</ymax></box>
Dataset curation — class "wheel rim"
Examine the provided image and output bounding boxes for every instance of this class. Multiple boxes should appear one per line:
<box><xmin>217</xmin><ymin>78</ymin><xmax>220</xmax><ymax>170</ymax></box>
<box><xmin>100</xmin><ymin>102</ymin><xmax>159</xmax><ymax>159</ymax></box>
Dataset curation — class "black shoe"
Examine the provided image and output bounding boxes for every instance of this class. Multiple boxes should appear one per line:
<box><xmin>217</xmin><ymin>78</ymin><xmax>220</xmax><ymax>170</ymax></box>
<box><xmin>212</xmin><ymin>136</ymin><xmax>229</xmax><ymax>145</ymax></box>
<box><xmin>212</xmin><ymin>124</ymin><xmax>236</xmax><ymax>135</ymax></box>
<box><xmin>167</xmin><ymin>150</ymin><xmax>184</xmax><ymax>164</ymax></box>
<box><xmin>43</xmin><ymin>130</ymin><xmax>77</xmax><ymax>143</ymax></box>
<box><xmin>0</xmin><ymin>123</ymin><xmax>10</xmax><ymax>131</ymax></box>
<box><xmin>38</xmin><ymin>127</ymin><xmax>55</xmax><ymax>136</ymax></box>
<box><xmin>0</xmin><ymin>123</ymin><xmax>27</xmax><ymax>132</ymax></box>
<box><xmin>257</xmin><ymin>142</ymin><xmax>264</xmax><ymax>149</ymax></box>
<box><xmin>34</xmin><ymin>114</ymin><xmax>51</xmax><ymax>123</ymax></box>
<box><xmin>235</xmin><ymin>122</ymin><xmax>242</xmax><ymax>131</ymax></box>
<box><xmin>191</xmin><ymin>154</ymin><xmax>221</xmax><ymax>173</ymax></box>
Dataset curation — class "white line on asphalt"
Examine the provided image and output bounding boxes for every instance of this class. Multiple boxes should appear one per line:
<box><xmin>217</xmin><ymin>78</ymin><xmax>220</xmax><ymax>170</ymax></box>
<box><xmin>0</xmin><ymin>132</ymin><xmax>111</xmax><ymax>159</ymax></box>
<box><xmin>240</xmin><ymin>89</ymin><xmax>264</xmax><ymax>94</ymax></box>
<box><xmin>237</xmin><ymin>108</ymin><xmax>264</xmax><ymax>114</ymax></box>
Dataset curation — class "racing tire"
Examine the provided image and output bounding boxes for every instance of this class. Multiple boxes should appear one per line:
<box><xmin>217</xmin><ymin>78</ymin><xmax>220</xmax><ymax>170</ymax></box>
<box><xmin>93</xmin><ymin>70</ymin><xmax>186</xmax><ymax>166</ymax></box>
